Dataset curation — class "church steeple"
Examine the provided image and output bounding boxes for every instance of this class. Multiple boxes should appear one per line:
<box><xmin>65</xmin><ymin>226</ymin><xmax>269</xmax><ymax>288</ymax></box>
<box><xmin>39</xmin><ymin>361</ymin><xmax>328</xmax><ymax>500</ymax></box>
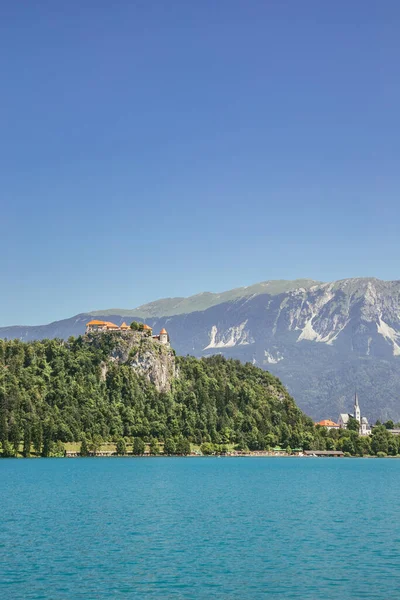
<box><xmin>354</xmin><ymin>391</ymin><xmax>361</xmax><ymax>423</ymax></box>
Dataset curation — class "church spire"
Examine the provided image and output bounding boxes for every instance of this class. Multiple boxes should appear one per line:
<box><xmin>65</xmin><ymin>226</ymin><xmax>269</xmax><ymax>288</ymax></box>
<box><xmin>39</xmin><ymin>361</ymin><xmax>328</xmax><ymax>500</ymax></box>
<box><xmin>354</xmin><ymin>391</ymin><xmax>361</xmax><ymax>423</ymax></box>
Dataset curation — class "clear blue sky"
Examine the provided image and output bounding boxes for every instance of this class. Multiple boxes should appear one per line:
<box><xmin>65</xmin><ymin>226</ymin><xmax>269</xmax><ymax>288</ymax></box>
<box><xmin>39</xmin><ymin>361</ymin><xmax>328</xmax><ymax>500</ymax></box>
<box><xmin>1</xmin><ymin>1</ymin><xmax>399</xmax><ymax>325</ymax></box>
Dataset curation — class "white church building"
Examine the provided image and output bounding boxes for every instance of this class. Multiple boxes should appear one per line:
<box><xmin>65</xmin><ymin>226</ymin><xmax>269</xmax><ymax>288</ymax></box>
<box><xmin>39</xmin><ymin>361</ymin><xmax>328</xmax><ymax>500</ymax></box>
<box><xmin>338</xmin><ymin>393</ymin><xmax>371</xmax><ymax>436</ymax></box>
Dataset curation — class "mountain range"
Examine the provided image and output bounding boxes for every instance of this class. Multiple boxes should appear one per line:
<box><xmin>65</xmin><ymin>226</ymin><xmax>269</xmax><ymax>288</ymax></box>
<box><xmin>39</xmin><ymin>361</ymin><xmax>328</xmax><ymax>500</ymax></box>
<box><xmin>2</xmin><ymin>277</ymin><xmax>400</xmax><ymax>421</ymax></box>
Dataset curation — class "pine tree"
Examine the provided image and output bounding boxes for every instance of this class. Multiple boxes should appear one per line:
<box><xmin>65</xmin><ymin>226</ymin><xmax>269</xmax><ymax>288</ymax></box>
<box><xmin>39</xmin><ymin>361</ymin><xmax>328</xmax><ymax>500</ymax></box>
<box><xmin>23</xmin><ymin>422</ymin><xmax>31</xmax><ymax>457</ymax></box>
<box><xmin>80</xmin><ymin>436</ymin><xmax>90</xmax><ymax>457</ymax></box>
<box><xmin>9</xmin><ymin>421</ymin><xmax>20</xmax><ymax>456</ymax></box>
<box><xmin>32</xmin><ymin>421</ymin><xmax>43</xmax><ymax>456</ymax></box>
<box><xmin>41</xmin><ymin>420</ymin><xmax>54</xmax><ymax>457</ymax></box>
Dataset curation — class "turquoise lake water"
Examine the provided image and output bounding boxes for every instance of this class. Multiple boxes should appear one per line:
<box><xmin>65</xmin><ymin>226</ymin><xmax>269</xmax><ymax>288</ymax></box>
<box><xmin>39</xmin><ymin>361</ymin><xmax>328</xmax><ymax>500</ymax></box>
<box><xmin>1</xmin><ymin>457</ymin><xmax>400</xmax><ymax>599</ymax></box>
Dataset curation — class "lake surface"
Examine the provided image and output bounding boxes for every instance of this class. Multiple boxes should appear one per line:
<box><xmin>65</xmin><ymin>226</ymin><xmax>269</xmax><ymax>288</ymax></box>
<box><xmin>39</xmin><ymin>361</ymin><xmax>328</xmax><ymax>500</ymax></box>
<box><xmin>1</xmin><ymin>457</ymin><xmax>400</xmax><ymax>599</ymax></box>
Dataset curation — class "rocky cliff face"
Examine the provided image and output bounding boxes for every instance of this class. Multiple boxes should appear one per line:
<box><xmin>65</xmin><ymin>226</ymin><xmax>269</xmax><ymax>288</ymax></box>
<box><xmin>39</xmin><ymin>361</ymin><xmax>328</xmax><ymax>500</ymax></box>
<box><xmin>2</xmin><ymin>278</ymin><xmax>400</xmax><ymax>420</ymax></box>
<box><xmin>93</xmin><ymin>332</ymin><xmax>177</xmax><ymax>393</ymax></box>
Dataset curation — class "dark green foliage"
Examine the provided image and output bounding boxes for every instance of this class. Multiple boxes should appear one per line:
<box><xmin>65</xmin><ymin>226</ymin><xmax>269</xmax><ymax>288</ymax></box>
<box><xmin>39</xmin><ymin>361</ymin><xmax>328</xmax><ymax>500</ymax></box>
<box><xmin>32</xmin><ymin>421</ymin><xmax>43</xmax><ymax>455</ymax></box>
<box><xmin>1</xmin><ymin>440</ymin><xmax>15</xmax><ymax>457</ymax></box>
<box><xmin>149</xmin><ymin>438</ymin><xmax>160</xmax><ymax>455</ymax></box>
<box><xmin>133</xmin><ymin>437</ymin><xmax>145</xmax><ymax>455</ymax></box>
<box><xmin>371</xmin><ymin>425</ymin><xmax>390</xmax><ymax>455</ymax></box>
<box><xmin>200</xmin><ymin>442</ymin><xmax>214</xmax><ymax>455</ymax></box>
<box><xmin>115</xmin><ymin>438</ymin><xmax>126</xmax><ymax>455</ymax></box>
<box><xmin>0</xmin><ymin>336</ymin><xmax>396</xmax><ymax>458</ymax></box>
<box><xmin>9</xmin><ymin>421</ymin><xmax>20</xmax><ymax>455</ymax></box>
<box><xmin>80</xmin><ymin>436</ymin><xmax>90</xmax><ymax>457</ymax></box>
<box><xmin>90</xmin><ymin>434</ymin><xmax>103</xmax><ymax>455</ymax></box>
<box><xmin>163</xmin><ymin>438</ymin><xmax>176</xmax><ymax>455</ymax></box>
<box><xmin>23</xmin><ymin>423</ymin><xmax>31</xmax><ymax>457</ymax></box>
<box><xmin>347</xmin><ymin>417</ymin><xmax>360</xmax><ymax>432</ymax></box>
<box><xmin>175</xmin><ymin>436</ymin><xmax>191</xmax><ymax>455</ymax></box>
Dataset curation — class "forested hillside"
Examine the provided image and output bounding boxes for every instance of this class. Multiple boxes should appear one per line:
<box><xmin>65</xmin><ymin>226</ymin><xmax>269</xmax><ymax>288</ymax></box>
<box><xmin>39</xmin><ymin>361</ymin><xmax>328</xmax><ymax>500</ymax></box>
<box><xmin>0</xmin><ymin>334</ymin><xmax>397</xmax><ymax>457</ymax></box>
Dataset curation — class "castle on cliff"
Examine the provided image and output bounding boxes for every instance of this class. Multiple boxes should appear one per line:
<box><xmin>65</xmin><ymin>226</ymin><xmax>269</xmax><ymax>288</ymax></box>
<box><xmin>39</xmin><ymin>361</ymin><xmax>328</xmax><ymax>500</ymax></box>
<box><xmin>85</xmin><ymin>320</ymin><xmax>170</xmax><ymax>345</ymax></box>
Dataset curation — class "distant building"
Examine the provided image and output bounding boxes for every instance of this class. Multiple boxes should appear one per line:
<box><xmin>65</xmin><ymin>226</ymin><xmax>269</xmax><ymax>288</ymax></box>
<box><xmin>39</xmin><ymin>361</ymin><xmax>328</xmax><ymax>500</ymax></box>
<box><xmin>338</xmin><ymin>393</ymin><xmax>371</xmax><ymax>436</ymax></box>
<box><xmin>85</xmin><ymin>320</ymin><xmax>170</xmax><ymax>345</ymax></box>
<box><xmin>315</xmin><ymin>419</ymin><xmax>340</xmax><ymax>430</ymax></box>
<box><xmin>152</xmin><ymin>328</ymin><xmax>170</xmax><ymax>347</ymax></box>
<box><xmin>85</xmin><ymin>320</ymin><xmax>119</xmax><ymax>333</ymax></box>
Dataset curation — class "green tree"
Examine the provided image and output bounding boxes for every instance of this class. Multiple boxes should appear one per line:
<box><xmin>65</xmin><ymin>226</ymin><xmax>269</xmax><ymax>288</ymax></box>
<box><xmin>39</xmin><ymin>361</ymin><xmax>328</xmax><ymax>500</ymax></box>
<box><xmin>200</xmin><ymin>442</ymin><xmax>215</xmax><ymax>455</ymax></box>
<box><xmin>90</xmin><ymin>434</ymin><xmax>103</xmax><ymax>455</ymax></box>
<box><xmin>133</xmin><ymin>437</ymin><xmax>145</xmax><ymax>455</ymax></box>
<box><xmin>149</xmin><ymin>438</ymin><xmax>160</xmax><ymax>455</ymax></box>
<box><xmin>80</xmin><ymin>436</ymin><xmax>90</xmax><ymax>457</ymax></box>
<box><xmin>53</xmin><ymin>441</ymin><xmax>65</xmax><ymax>457</ymax></box>
<box><xmin>0</xmin><ymin>410</ymin><xmax>7</xmax><ymax>444</ymax></box>
<box><xmin>163</xmin><ymin>438</ymin><xmax>176</xmax><ymax>455</ymax></box>
<box><xmin>41</xmin><ymin>421</ymin><xmax>54</xmax><ymax>457</ymax></box>
<box><xmin>359</xmin><ymin>436</ymin><xmax>371</xmax><ymax>456</ymax></box>
<box><xmin>1</xmin><ymin>440</ymin><xmax>15</xmax><ymax>457</ymax></box>
<box><xmin>116</xmin><ymin>438</ymin><xmax>126</xmax><ymax>455</ymax></box>
<box><xmin>325</xmin><ymin>438</ymin><xmax>336</xmax><ymax>451</ymax></box>
<box><xmin>9</xmin><ymin>421</ymin><xmax>20</xmax><ymax>456</ymax></box>
<box><xmin>346</xmin><ymin>417</ymin><xmax>360</xmax><ymax>432</ymax></box>
<box><xmin>341</xmin><ymin>437</ymin><xmax>355</xmax><ymax>454</ymax></box>
<box><xmin>32</xmin><ymin>421</ymin><xmax>43</xmax><ymax>456</ymax></box>
<box><xmin>23</xmin><ymin>423</ymin><xmax>31</xmax><ymax>458</ymax></box>
<box><xmin>176</xmin><ymin>436</ymin><xmax>191</xmax><ymax>455</ymax></box>
<box><xmin>371</xmin><ymin>427</ymin><xmax>389</xmax><ymax>455</ymax></box>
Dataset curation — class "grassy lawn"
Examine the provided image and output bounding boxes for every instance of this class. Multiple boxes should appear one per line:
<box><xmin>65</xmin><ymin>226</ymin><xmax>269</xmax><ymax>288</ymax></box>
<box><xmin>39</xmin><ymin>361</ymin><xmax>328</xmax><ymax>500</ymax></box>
<box><xmin>2</xmin><ymin>441</ymin><xmax>238</xmax><ymax>457</ymax></box>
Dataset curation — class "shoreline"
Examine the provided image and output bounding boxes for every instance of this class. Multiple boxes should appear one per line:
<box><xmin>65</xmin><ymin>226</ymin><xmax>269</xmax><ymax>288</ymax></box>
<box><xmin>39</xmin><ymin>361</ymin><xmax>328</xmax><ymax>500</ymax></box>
<box><xmin>1</xmin><ymin>453</ymin><xmax>396</xmax><ymax>459</ymax></box>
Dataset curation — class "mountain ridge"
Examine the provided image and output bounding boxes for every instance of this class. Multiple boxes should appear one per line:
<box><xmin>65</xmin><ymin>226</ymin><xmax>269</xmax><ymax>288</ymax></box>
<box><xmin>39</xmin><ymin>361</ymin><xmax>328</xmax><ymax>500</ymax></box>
<box><xmin>90</xmin><ymin>278</ymin><xmax>321</xmax><ymax>318</ymax></box>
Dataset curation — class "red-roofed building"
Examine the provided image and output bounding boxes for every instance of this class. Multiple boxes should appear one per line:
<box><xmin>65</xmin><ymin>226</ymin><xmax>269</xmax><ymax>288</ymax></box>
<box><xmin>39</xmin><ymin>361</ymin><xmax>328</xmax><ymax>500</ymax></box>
<box><xmin>315</xmin><ymin>419</ymin><xmax>340</xmax><ymax>430</ymax></box>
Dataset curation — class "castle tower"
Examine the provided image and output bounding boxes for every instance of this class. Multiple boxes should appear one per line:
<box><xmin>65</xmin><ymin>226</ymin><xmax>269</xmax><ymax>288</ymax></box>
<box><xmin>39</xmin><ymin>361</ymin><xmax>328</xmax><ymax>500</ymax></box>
<box><xmin>159</xmin><ymin>328</ymin><xmax>168</xmax><ymax>344</ymax></box>
<box><xmin>354</xmin><ymin>392</ymin><xmax>361</xmax><ymax>423</ymax></box>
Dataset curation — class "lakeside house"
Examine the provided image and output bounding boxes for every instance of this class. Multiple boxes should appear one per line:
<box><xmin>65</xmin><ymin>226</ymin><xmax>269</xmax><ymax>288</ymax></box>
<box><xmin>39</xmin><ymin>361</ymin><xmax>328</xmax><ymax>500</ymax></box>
<box><xmin>85</xmin><ymin>320</ymin><xmax>170</xmax><ymax>345</ymax></box>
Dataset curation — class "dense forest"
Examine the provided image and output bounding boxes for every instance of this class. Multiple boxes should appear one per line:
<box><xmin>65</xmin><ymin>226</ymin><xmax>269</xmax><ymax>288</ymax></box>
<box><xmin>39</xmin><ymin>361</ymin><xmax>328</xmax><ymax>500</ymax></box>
<box><xmin>0</xmin><ymin>334</ymin><xmax>398</xmax><ymax>457</ymax></box>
